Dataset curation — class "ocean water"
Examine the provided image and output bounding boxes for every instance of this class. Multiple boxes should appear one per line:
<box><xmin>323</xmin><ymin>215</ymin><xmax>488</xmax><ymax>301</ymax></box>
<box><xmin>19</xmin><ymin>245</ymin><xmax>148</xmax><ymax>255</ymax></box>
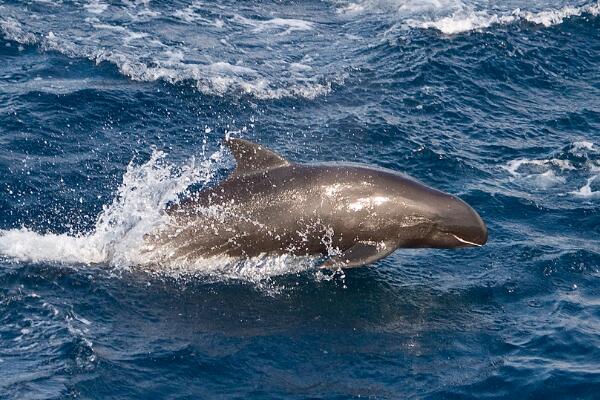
<box><xmin>1</xmin><ymin>0</ymin><xmax>599</xmax><ymax>398</ymax></box>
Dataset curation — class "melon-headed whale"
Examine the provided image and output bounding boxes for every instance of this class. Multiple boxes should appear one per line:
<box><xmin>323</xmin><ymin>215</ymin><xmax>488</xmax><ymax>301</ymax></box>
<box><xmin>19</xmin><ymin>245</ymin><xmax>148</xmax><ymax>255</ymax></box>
<box><xmin>154</xmin><ymin>138</ymin><xmax>487</xmax><ymax>269</ymax></box>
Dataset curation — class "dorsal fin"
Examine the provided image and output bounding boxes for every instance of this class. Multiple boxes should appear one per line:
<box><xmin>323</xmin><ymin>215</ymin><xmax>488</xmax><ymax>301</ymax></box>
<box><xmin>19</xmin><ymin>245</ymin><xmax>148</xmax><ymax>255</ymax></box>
<box><xmin>225</xmin><ymin>137</ymin><xmax>290</xmax><ymax>178</ymax></box>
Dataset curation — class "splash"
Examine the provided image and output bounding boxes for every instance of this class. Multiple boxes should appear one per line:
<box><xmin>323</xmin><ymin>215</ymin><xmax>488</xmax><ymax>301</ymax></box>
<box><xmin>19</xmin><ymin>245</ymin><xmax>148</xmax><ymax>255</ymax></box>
<box><xmin>0</xmin><ymin>150</ymin><xmax>211</xmax><ymax>265</ymax></box>
<box><xmin>0</xmin><ymin>146</ymin><xmax>324</xmax><ymax>282</ymax></box>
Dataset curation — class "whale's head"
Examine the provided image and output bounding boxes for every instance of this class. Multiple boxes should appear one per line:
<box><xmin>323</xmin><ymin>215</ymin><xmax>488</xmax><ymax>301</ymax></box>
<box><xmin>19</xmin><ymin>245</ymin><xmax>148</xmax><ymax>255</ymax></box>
<box><xmin>372</xmin><ymin>171</ymin><xmax>488</xmax><ymax>249</ymax></box>
<box><xmin>404</xmin><ymin>193</ymin><xmax>488</xmax><ymax>248</ymax></box>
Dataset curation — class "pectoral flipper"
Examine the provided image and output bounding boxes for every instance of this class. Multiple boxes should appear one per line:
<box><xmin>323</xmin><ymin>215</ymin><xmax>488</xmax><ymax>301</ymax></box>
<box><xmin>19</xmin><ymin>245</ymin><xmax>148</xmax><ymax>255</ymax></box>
<box><xmin>321</xmin><ymin>240</ymin><xmax>397</xmax><ymax>269</ymax></box>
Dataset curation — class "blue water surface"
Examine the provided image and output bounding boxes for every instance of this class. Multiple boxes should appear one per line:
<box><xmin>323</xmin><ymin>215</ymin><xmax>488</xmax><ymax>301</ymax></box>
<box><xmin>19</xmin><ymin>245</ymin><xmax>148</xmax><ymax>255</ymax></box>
<box><xmin>1</xmin><ymin>0</ymin><xmax>599</xmax><ymax>398</ymax></box>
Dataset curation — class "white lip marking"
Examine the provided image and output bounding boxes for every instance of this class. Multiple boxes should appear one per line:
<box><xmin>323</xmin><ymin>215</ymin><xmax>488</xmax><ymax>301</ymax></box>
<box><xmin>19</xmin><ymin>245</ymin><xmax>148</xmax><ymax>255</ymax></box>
<box><xmin>452</xmin><ymin>234</ymin><xmax>482</xmax><ymax>247</ymax></box>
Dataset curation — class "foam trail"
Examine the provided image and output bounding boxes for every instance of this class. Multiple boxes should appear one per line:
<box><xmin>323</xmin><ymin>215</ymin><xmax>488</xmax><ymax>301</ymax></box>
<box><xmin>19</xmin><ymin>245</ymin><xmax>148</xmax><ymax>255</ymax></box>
<box><xmin>0</xmin><ymin>229</ymin><xmax>105</xmax><ymax>264</ymax></box>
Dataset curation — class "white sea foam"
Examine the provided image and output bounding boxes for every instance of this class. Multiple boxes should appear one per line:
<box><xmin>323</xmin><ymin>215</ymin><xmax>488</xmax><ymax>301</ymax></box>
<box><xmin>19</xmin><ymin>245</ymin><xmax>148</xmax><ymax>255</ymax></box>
<box><xmin>338</xmin><ymin>0</ymin><xmax>465</xmax><ymax>15</ymax></box>
<box><xmin>172</xmin><ymin>3</ymin><xmax>225</xmax><ymax>27</ymax></box>
<box><xmin>233</xmin><ymin>15</ymin><xmax>314</xmax><ymax>35</ymax></box>
<box><xmin>0</xmin><ymin>150</ymin><xmax>207</xmax><ymax>266</ymax></box>
<box><xmin>412</xmin><ymin>1</ymin><xmax>600</xmax><ymax>34</ymax></box>
<box><xmin>417</xmin><ymin>12</ymin><xmax>515</xmax><ymax>35</ymax></box>
<box><xmin>0</xmin><ymin>147</ymin><xmax>318</xmax><ymax>282</ymax></box>
<box><xmin>505</xmin><ymin>158</ymin><xmax>575</xmax><ymax>176</ymax></box>
<box><xmin>0</xmin><ymin>17</ymin><xmax>36</xmax><ymax>44</ymax></box>
<box><xmin>0</xmin><ymin>6</ymin><xmax>335</xmax><ymax>100</ymax></box>
<box><xmin>573</xmin><ymin>141</ymin><xmax>594</xmax><ymax>151</ymax></box>
<box><xmin>0</xmin><ymin>229</ymin><xmax>106</xmax><ymax>265</ymax></box>
<box><xmin>37</xmin><ymin>31</ymin><xmax>333</xmax><ymax>99</ymax></box>
<box><xmin>84</xmin><ymin>0</ymin><xmax>109</xmax><ymax>15</ymax></box>
<box><xmin>338</xmin><ymin>0</ymin><xmax>600</xmax><ymax>34</ymax></box>
<box><xmin>505</xmin><ymin>159</ymin><xmax>567</xmax><ymax>189</ymax></box>
<box><xmin>259</xmin><ymin>18</ymin><xmax>314</xmax><ymax>31</ymax></box>
<box><xmin>505</xmin><ymin>141</ymin><xmax>600</xmax><ymax>197</ymax></box>
<box><xmin>571</xmin><ymin>175</ymin><xmax>600</xmax><ymax>198</ymax></box>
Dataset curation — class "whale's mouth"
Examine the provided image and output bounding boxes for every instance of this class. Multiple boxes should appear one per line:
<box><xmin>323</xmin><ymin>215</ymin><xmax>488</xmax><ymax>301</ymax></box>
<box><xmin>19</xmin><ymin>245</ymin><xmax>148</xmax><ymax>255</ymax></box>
<box><xmin>451</xmin><ymin>234</ymin><xmax>483</xmax><ymax>247</ymax></box>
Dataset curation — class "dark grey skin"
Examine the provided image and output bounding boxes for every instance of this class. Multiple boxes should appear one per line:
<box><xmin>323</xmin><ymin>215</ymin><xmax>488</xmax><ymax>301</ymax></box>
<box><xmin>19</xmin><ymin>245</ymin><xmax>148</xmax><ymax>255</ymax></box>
<box><xmin>153</xmin><ymin>138</ymin><xmax>488</xmax><ymax>269</ymax></box>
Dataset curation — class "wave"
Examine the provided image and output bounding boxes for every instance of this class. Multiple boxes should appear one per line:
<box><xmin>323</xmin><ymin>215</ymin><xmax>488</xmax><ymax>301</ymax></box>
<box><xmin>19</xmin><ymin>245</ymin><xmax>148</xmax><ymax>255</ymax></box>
<box><xmin>0</xmin><ymin>3</ymin><xmax>339</xmax><ymax>100</ymax></box>
<box><xmin>0</xmin><ymin>16</ymin><xmax>36</xmax><ymax>44</ymax></box>
<box><xmin>411</xmin><ymin>1</ymin><xmax>600</xmax><ymax>35</ymax></box>
<box><xmin>337</xmin><ymin>0</ymin><xmax>600</xmax><ymax>34</ymax></box>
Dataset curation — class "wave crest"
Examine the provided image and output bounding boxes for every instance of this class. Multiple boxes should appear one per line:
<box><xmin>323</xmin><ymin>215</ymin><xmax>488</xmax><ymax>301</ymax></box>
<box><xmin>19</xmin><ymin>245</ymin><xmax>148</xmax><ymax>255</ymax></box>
<box><xmin>0</xmin><ymin>4</ymin><xmax>340</xmax><ymax>100</ymax></box>
<box><xmin>412</xmin><ymin>1</ymin><xmax>600</xmax><ymax>35</ymax></box>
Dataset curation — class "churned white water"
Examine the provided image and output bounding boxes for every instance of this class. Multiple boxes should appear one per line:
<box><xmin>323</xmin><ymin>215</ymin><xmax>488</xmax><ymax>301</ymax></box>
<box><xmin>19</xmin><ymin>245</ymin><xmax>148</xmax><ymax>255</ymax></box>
<box><xmin>0</xmin><ymin>1</ymin><xmax>337</xmax><ymax>100</ymax></box>
<box><xmin>0</xmin><ymin>150</ymin><xmax>210</xmax><ymax>265</ymax></box>
<box><xmin>0</xmin><ymin>146</ymin><xmax>321</xmax><ymax>282</ymax></box>
<box><xmin>503</xmin><ymin>141</ymin><xmax>600</xmax><ymax>197</ymax></box>
<box><xmin>338</xmin><ymin>0</ymin><xmax>600</xmax><ymax>34</ymax></box>
<box><xmin>415</xmin><ymin>2</ymin><xmax>600</xmax><ymax>35</ymax></box>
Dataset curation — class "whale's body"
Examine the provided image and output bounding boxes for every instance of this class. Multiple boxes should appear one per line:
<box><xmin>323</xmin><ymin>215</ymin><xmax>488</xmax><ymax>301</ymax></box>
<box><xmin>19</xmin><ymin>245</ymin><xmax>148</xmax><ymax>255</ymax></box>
<box><xmin>153</xmin><ymin>138</ymin><xmax>487</xmax><ymax>268</ymax></box>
